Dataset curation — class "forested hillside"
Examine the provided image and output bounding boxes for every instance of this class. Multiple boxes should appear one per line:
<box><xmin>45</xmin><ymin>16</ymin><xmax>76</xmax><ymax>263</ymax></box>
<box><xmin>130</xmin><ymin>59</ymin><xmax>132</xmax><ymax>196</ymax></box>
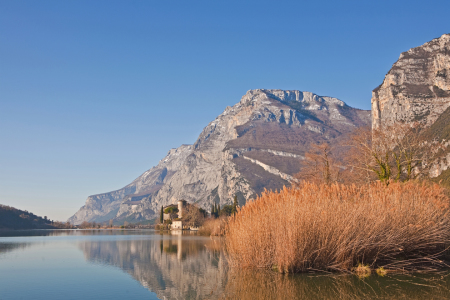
<box><xmin>0</xmin><ymin>205</ymin><xmax>56</xmax><ymax>230</ymax></box>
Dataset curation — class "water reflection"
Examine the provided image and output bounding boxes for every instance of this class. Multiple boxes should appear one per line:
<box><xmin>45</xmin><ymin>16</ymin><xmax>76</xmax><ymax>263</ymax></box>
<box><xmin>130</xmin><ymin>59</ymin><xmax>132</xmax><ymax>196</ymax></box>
<box><xmin>78</xmin><ymin>230</ymin><xmax>227</xmax><ymax>299</ymax></box>
<box><xmin>76</xmin><ymin>230</ymin><xmax>450</xmax><ymax>300</ymax></box>
<box><xmin>0</xmin><ymin>242</ymin><xmax>27</xmax><ymax>255</ymax></box>
<box><xmin>222</xmin><ymin>270</ymin><xmax>450</xmax><ymax>300</ymax></box>
<box><xmin>1</xmin><ymin>230</ymin><xmax>450</xmax><ymax>299</ymax></box>
<box><xmin>0</xmin><ymin>229</ymin><xmax>157</xmax><ymax>237</ymax></box>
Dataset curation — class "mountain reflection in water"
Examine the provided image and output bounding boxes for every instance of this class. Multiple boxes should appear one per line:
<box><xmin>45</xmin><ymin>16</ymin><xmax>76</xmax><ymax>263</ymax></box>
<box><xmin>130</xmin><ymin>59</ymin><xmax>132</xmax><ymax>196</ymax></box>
<box><xmin>78</xmin><ymin>230</ymin><xmax>227</xmax><ymax>299</ymax></box>
<box><xmin>76</xmin><ymin>230</ymin><xmax>450</xmax><ymax>300</ymax></box>
<box><xmin>2</xmin><ymin>230</ymin><xmax>450</xmax><ymax>299</ymax></box>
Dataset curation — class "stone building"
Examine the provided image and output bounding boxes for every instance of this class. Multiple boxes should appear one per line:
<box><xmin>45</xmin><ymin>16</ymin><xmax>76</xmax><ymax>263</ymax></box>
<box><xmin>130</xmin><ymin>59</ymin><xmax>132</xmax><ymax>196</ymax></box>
<box><xmin>162</xmin><ymin>200</ymin><xmax>187</xmax><ymax>229</ymax></box>
<box><xmin>171</xmin><ymin>220</ymin><xmax>183</xmax><ymax>230</ymax></box>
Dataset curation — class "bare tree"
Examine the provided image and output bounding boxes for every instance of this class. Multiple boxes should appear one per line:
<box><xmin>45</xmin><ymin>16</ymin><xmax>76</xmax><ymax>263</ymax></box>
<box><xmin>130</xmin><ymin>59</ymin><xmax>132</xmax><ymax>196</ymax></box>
<box><xmin>79</xmin><ymin>221</ymin><xmax>91</xmax><ymax>229</ymax></box>
<box><xmin>182</xmin><ymin>204</ymin><xmax>206</xmax><ymax>227</ymax></box>
<box><xmin>344</xmin><ymin>123</ymin><xmax>441</xmax><ymax>185</ymax></box>
<box><xmin>393</xmin><ymin>123</ymin><xmax>437</xmax><ymax>180</ymax></box>
<box><xmin>294</xmin><ymin>142</ymin><xmax>342</xmax><ymax>185</ymax></box>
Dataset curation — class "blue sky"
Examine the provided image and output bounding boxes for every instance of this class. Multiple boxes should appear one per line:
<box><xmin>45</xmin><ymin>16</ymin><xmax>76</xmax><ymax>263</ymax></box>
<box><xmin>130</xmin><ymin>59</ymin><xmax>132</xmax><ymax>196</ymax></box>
<box><xmin>1</xmin><ymin>0</ymin><xmax>449</xmax><ymax>221</ymax></box>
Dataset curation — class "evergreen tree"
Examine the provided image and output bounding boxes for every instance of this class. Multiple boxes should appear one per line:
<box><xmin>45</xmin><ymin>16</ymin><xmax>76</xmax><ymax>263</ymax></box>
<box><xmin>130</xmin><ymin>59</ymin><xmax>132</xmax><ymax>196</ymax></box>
<box><xmin>160</xmin><ymin>206</ymin><xmax>164</xmax><ymax>224</ymax></box>
<box><xmin>232</xmin><ymin>195</ymin><xmax>238</xmax><ymax>216</ymax></box>
<box><xmin>211</xmin><ymin>204</ymin><xmax>214</xmax><ymax>217</ymax></box>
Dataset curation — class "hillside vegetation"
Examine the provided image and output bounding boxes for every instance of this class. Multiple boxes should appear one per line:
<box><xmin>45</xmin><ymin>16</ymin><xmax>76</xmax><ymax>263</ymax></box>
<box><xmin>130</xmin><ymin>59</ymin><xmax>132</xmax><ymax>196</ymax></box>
<box><xmin>0</xmin><ymin>205</ymin><xmax>56</xmax><ymax>230</ymax></box>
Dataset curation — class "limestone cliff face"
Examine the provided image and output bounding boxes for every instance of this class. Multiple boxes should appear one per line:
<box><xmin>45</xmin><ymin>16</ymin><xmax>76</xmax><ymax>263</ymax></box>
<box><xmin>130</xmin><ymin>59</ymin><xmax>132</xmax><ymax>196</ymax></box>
<box><xmin>372</xmin><ymin>33</ymin><xmax>450</xmax><ymax>128</ymax></box>
<box><xmin>69</xmin><ymin>89</ymin><xmax>370</xmax><ymax>224</ymax></box>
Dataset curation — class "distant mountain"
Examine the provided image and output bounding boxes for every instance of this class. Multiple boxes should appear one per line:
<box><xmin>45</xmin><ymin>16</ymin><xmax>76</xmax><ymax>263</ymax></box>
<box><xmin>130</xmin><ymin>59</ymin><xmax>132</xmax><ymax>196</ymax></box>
<box><xmin>68</xmin><ymin>33</ymin><xmax>450</xmax><ymax>225</ymax></box>
<box><xmin>0</xmin><ymin>204</ymin><xmax>55</xmax><ymax>230</ymax></box>
<box><xmin>69</xmin><ymin>89</ymin><xmax>370</xmax><ymax>225</ymax></box>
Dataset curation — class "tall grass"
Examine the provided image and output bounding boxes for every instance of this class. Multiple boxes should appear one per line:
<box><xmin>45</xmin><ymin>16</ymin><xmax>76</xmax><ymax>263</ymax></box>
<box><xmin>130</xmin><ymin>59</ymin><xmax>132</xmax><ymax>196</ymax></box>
<box><xmin>198</xmin><ymin>218</ymin><xmax>227</xmax><ymax>236</ymax></box>
<box><xmin>225</xmin><ymin>181</ymin><xmax>450</xmax><ymax>273</ymax></box>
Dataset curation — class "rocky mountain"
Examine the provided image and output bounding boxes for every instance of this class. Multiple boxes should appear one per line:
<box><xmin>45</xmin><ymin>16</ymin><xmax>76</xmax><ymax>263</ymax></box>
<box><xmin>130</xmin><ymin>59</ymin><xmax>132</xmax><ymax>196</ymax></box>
<box><xmin>371</xmin><ymin>33</ymin><xmax>450</xmax><ymax>179</ymax></box>
<box><xmin>69</xmin><ymin>89</ymin><xmax>370</xmax><ymax>225</ymax></box>
<box><xmin>372</xmin><ymin>33</ymin><xmax>450</xmax><ymax>128</ymax></box>
<box><xmin>68</xmin><ymin>145</ymin><xmax>193</xmax><ymax>225</ymax></box>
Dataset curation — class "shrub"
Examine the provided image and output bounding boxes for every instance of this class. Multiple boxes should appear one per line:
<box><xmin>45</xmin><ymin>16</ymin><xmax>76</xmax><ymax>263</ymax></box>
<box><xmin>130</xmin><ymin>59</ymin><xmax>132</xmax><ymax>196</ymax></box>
<box><xmin>183</xmin><ymin>204</ymin><xmax>206</xmax><ymax>227</ymax></box>
<box><xmin>376</xmin><ymin>267</ymin><xmax>387</xmax><ymax>276</ymax></box>
<box><xmin>353</xmin><ymin>264</ymin><xmax>371</xmax><ymax>278</ymax></box>
<box><xmin>199</xmin><ymin>218</ymin><xmax>227</xmax><ymax>236</ymax></box>
<box><xmin>220</xmin><ymin>205</ymin><xmax>233</xmax><ymax>217</ymax></box>
<box><xmin>225</xmin><ymin>181</ymin><xmax>450</xmax><ymax>273</ymax></box>
<box><xmin>156</xmin><ymin>223</ymin><xmax>170</xmax><ymax>230</ymax></box>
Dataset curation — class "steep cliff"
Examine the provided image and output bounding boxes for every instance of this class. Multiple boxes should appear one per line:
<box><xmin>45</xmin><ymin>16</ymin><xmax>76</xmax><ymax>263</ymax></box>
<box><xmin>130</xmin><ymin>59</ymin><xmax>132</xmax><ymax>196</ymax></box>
<box><xmin>372</xmin><ymin>33</ymin><xmax>450</xmax><ymax>128</ymax></box>
<box><xmin>69</xmin><ymin>89</ymin><xmax>370</xmax><ymax>224</ymax></box>
<box><xmin>370</xmin><ymin>33</ymin><xmax>450</xmax><ymax>180</ymax></box>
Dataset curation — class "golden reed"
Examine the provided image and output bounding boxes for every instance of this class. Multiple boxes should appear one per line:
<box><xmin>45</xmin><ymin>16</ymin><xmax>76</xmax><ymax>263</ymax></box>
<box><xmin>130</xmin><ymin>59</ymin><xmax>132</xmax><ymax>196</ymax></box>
<box><xmin>225</xmin><ymin>181</ymin><xmax>450</xmax><ymax>273</ymax></box>
<box><xmin>198</xmin><ymin>217</ymin><xmax>227</xmax><ymax>236</ymax></box>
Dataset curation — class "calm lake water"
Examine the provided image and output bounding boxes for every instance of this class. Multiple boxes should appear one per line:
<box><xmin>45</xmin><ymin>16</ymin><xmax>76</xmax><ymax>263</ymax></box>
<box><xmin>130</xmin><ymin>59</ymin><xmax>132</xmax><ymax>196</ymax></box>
<box><xmin>1</xmin><ymin>230</ymin><xmax>450</xmax><ymax>300</ymax></box>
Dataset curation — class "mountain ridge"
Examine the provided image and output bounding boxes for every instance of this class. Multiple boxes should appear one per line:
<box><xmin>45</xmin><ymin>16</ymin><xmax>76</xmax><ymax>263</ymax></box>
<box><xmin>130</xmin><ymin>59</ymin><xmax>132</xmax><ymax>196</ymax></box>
<box><xmin>69</xmin><ymin>89</ymin><xmax>370</xmax><ymax>225</ymax></box>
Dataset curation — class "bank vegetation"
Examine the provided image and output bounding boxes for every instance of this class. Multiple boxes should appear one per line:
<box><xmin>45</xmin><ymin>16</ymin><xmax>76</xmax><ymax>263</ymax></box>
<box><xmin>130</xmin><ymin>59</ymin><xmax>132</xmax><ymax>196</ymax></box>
<box><xmin>225</xmin><ymin>123</ymin><xmax>450</xmax><ymax>273</ymax></box>
<box><xmin>226</xmin><ymin>181</ymin><xmax>450</xmax><ymax>273</ymax></box>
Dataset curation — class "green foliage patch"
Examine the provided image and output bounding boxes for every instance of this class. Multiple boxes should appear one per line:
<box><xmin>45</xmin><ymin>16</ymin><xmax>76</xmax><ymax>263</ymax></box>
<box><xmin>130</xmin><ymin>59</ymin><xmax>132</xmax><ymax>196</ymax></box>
<box><xmin>164</xmin><ymin>207</ymin><xmax>179</xmax><ymax>214</ymax></box>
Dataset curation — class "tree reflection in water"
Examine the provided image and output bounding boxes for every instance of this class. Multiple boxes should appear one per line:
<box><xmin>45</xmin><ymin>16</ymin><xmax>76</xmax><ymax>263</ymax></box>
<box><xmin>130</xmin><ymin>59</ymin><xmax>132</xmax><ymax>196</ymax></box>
<box><xmin>78</xmin><ymin>230</ymin><xmax>227</xmax><ymax>299</ymax></box>
<box><xmin>74</xmin><ymin>230</ymin><xmax>450</xmax><ymax>300</ymax></box>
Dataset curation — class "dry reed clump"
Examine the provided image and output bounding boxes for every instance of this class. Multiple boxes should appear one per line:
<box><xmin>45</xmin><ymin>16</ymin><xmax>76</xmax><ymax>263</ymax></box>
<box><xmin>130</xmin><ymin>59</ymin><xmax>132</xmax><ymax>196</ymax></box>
<box><xmin>198</xmin><ymin>218</ymin><xmax>227</xmax><ymax>236</ymax></box>
<box><xmin>376</xmin><ymin>267</ymin><xmax>388</xmax><ymax>276</ymax></box>
<box><xmin>353</xmin><ymin>264</ymin><xmax>371</xmax><ymax>278</ymax></box>
<box><xmin>225</xmin><ymin>181</ymin><xmax>450</xmax><ymax>273</ymax></box>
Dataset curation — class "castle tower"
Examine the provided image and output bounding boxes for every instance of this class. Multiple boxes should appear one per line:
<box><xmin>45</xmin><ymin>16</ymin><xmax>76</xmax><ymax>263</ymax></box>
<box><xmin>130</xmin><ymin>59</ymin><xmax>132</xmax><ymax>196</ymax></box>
<box><xmin>177</xmin><ymin>200</ymin><xmax>184</xmax><ymax>218</ymax></box>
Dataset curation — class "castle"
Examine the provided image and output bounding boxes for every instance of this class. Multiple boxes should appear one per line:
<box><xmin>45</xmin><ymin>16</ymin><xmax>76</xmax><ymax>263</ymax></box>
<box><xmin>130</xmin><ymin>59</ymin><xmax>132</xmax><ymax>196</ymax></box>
<box><xmin>163</xmin><ymin>200</ymin><xmax>186</xmax><ymax>230</ymax></box>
